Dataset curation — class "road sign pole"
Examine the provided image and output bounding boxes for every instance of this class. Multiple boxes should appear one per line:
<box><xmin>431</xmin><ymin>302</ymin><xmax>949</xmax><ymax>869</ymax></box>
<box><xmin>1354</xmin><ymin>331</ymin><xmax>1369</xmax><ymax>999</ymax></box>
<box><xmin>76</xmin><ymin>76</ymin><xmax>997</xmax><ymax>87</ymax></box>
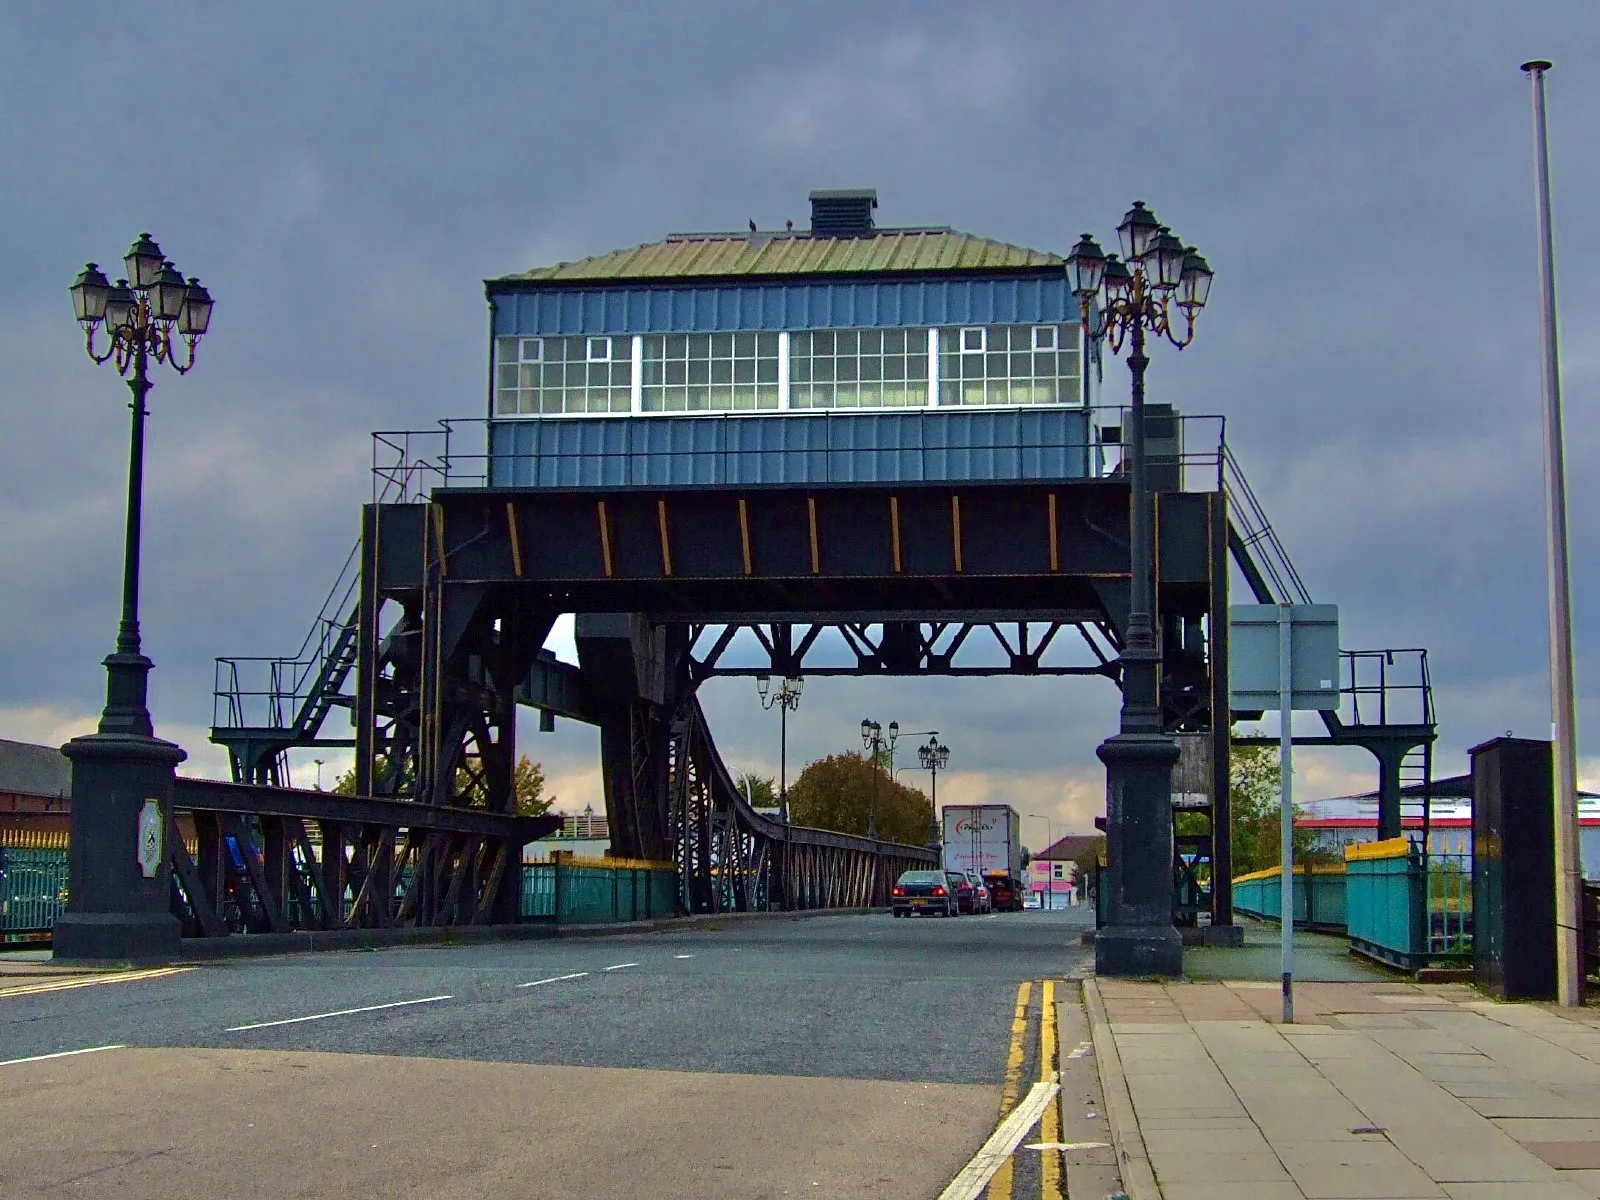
<box><xmin>1278</xmin><ymin>604</ymin><xmax>1295</xmax><ymax>1024</ymax></box>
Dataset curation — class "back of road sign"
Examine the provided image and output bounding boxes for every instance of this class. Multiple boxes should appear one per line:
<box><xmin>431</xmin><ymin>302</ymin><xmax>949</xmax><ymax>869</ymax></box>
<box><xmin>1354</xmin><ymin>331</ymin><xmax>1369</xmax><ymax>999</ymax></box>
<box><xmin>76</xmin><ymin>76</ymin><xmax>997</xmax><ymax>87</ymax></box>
<box><xmin>1229</xmin><ymin>604</ymin><xmax>1340</xmax><ymax>712</ymax></box>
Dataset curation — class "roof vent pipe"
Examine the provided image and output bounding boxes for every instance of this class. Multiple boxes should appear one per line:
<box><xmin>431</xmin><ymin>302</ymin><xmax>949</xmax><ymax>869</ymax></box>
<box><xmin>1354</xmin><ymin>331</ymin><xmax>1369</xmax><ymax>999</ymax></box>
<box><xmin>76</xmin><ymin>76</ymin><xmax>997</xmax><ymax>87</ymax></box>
<box><xmin>809</xmin><ymin>189</ymin><xmax>878</xmax><ymax>238</ymax></box>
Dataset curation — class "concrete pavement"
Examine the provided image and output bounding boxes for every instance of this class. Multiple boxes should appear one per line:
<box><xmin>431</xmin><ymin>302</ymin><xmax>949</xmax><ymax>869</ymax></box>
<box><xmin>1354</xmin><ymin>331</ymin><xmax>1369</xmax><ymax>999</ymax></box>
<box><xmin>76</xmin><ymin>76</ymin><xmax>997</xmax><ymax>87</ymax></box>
<box><xmin>1087</xmin><ymin>977</ymin><xmax>1600</xmax><ymax>1200</ymax></box>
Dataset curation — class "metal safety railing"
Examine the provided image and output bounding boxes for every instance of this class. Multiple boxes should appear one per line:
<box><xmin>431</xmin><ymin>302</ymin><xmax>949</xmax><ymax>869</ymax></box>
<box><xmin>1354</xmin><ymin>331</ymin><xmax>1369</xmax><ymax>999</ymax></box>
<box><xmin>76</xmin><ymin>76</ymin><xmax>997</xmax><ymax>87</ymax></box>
<box><xmin>370</xmin><ymin>409</ymin><xmax>1232</xmax><ymax>500</ymax></box>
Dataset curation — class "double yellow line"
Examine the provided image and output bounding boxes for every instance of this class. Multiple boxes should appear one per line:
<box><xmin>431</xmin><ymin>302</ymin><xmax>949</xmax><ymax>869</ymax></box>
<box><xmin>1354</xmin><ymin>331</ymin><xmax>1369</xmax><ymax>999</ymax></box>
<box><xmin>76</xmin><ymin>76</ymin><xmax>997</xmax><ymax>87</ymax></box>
<box><xmin>987</xmin><ymin>978</ymin><xmax>1061</xmax><ymax>1200</ymax></box>
<box><xmin>0</xmin><ymin>966</ymin><xmax>192</xmax><ymax>1000</ymax></box>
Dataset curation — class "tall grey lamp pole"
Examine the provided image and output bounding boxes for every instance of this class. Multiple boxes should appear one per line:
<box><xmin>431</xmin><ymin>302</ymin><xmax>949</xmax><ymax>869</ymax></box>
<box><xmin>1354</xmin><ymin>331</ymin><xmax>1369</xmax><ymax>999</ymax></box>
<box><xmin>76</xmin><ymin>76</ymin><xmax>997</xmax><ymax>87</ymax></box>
<box><xmin>1521</xmin><ymin>60</ymin><xmax>1584</xmax><ymax>1008</ymax></box>
<box><xmin>1067</xmin><ymin>206</ymin><xmax>1213</xmax><ymax>977</ymax></box>
<box><xmin>56</xmin><ymin>236</ymin><xmax>214</xmax><ymax>962</ymax></box>
<box><xmin>757</xmin><ymin>675</ymin><xmax>803</xmax><ymax>823</ymax></box>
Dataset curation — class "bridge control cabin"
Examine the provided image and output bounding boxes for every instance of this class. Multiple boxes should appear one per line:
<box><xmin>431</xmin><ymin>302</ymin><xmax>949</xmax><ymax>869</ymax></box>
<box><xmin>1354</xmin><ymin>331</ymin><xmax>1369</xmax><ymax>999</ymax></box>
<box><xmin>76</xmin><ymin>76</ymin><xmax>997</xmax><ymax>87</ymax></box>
<box><xmin>484</xmin><ymin>189</ymin><xmax>1117</xmax><ymax>489</ymax></box>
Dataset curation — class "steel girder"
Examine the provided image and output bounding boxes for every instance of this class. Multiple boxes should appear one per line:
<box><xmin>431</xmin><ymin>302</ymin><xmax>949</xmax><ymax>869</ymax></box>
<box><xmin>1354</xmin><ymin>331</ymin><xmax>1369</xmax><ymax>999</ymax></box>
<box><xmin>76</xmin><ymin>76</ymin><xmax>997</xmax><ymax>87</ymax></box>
<box><xmin>166</xmin><ymin>778</ymin><xmax>558</xmax><ymax>937</ymax></box>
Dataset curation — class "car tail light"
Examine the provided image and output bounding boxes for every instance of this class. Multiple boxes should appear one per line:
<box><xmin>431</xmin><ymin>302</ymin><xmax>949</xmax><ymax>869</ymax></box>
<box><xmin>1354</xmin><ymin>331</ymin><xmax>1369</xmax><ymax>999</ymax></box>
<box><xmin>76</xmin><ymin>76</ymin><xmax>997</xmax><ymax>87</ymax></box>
<box><xmin>892</xmin><ymin>887</ymin><xmax>905</xmax><ymax>896</ymax></box>
<box><xmin>933</xmin><ymin>886</ymin><xmax>946</xmax><ymax>896</ymax></box>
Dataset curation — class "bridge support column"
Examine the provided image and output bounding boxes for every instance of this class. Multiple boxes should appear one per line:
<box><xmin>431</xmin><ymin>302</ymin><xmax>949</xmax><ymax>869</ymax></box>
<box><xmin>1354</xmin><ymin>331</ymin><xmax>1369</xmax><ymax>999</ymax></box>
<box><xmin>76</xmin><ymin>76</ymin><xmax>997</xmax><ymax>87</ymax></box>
<box><xmin>55</xmin><ymin>729</ymin><xmax>186</xmax><ymax>962</ymax></box>
<box><xmin>1095</xmin><ymin>730</ymin><xmax>1184</xmax><ymax>976</ymax></box>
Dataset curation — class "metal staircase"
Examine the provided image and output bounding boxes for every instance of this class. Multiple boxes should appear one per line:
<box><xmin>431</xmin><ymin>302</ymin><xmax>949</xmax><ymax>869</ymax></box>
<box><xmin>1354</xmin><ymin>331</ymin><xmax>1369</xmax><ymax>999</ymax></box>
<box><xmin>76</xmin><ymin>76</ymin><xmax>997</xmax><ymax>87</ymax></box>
<box><xmin>1222</xmin><ymin>448</ymin><xmax>1437</xmax><ymax>842</ymax></box>
<box><xmin>211</xmin><ymin>541</ymin><xmax>362</xmax><ymax>786</ymax></box>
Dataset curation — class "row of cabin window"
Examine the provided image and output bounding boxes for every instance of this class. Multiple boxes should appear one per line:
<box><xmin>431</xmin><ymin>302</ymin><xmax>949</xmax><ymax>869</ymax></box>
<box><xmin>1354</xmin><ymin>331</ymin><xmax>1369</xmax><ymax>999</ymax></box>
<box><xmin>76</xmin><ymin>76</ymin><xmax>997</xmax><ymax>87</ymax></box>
<box><xmin>492</xmin><ymin>327</ymin><xmax>1081</xmax><ymax>416</ymax></box>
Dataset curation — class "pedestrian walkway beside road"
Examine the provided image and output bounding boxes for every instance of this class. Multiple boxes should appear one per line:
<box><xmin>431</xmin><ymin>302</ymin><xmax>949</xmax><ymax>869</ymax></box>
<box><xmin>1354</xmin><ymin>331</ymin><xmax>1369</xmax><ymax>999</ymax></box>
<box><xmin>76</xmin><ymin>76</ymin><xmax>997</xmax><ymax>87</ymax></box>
<box><xmin>1086</xmin><ymin>977</ymin><xmax>1600</xmax><ymax>1199</ymax></box>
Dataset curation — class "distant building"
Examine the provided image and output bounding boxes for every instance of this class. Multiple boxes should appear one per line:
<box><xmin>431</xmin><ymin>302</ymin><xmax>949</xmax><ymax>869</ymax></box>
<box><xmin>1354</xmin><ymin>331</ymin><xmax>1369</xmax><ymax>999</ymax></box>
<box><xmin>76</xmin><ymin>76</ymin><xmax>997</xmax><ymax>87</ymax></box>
<box><xmin>0</xmin><ymin>739</ymin><xmax>70</xmax><ymax>843</ymax></box>
<box><xmin>1026</xmin><ymin>834</ymin><xmax>1098</xmax><ymax>906</ymax></box>
<box><xmin>525</xmin><ymin>804</ymin><xmax>613</xmax><ymax>861</ymax></box>
<box><xmin>1297</xmin><ymin>774</ymin><xmax>1600</xmax><ymax>876</ymax></box>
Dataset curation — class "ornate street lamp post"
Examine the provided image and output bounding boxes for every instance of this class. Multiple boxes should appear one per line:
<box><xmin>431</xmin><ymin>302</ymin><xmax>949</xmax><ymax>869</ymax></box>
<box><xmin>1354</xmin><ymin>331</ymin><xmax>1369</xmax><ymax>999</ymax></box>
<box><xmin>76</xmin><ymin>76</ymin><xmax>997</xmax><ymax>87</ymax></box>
<box><xmin>1067</xmin><ymin>204</ymin><xmax>1213</xmax><ymax>977</ymax></box>
<box><xmin>860</xmin><ymin>718</ymin><xmax>898</xmax><ymax>840</ymax></box>
<box><xmin>756</xmin><ymin>674</ymin><xmax>803</xmax><ymax>823</ymax></box>
<box><xmin>917</xmin><ymin>734</ymin><xmax>949</xmax><ymax>812</ymax></box>
<box><xmin>55</xmin><ymin>236</ymin><xmax>213</xmax><ymax>962</ymax></box>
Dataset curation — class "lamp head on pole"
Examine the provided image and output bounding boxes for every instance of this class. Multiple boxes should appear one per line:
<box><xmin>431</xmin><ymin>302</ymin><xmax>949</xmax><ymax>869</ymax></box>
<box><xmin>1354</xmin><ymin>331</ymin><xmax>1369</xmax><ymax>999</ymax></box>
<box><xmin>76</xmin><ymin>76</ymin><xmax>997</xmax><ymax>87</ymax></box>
<box><xmin>103</xmin><ymin>279</ymin><xmax>137</xmax><ymax>333</ymax></box>
<box><xmin>1102</xmin><ymin>255</ymin><xmax>1133</xmax><ymax>305</ymax></box>
<box><xmin>1147</xmin><ymin>227</ymin><xmax>1187</xmax><ymax>290</ymax></box>
<box><xmin>70</xmin><ymin>263</ymin><xmax>111</xmax><ymax>327</ymax></box>
<box><xmin>1066</xmin><ymin>234</ymin><xmax>1106</xmax><ymax>299</ymax></box>
<box><xmin>785</xmin><ymin>675</ymin><xmax>803</xmax><ymax>698</ymax></box>
<box><xmin>149</xmin><ymin>260</ymin><xmax>188</xmax><ymax>324</ymax></box>
<box><xmin>124</xmin><ymin>233</ymin><xmax>165</xmax><ymax>291</ymax></box>
<box><xmin>887</xmin><ymin>720</ymin><xmax>899</xmax><ymax>749</ymax></box>
<box><xmin>179</xmin><ymin>278</ymin><xmax>214</xmax><ymax>336</ymax></box>
<box><xmin>1177</xmin><ymin>249</ymin><xmax>1213</xmax><ymax>311</ymax></box>
<box><xmin>756</xmin><ymin>674</ymin><xmax>771</xmax><ymax>700</ymax></box>
<box><xmin>1117</xmin><ymin>201</ymin><xmax>1161</xmax><ymax>263</ymax></box>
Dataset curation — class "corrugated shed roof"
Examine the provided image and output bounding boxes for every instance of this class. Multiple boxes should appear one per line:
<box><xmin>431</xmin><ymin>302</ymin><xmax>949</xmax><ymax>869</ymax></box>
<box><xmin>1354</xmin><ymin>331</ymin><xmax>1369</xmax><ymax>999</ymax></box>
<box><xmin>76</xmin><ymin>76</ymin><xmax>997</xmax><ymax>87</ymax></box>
<box><xmin>500</xmin><ymin>228</ymin><xmax>1063</xmax><ymax>284</ymax></box>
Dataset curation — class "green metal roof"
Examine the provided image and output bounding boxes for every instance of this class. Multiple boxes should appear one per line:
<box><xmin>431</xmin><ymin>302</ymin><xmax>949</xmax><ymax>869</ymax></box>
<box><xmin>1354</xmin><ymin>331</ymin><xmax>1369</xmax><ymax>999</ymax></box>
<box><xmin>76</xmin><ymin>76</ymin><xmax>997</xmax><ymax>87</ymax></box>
<box><xmin>498</xmin><ymin>227</ymin><xmax>1063</xmax><ymax>284</ymax></box>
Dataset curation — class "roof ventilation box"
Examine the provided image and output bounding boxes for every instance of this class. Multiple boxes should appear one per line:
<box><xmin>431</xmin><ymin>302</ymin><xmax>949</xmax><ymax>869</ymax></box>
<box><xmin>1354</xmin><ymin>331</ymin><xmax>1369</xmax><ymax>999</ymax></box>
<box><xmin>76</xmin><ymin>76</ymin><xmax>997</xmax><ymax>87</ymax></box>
<box><xmin>809</xmin><ymin>189</ymin><xmax>878</xmax><ymax>239</ymax></box>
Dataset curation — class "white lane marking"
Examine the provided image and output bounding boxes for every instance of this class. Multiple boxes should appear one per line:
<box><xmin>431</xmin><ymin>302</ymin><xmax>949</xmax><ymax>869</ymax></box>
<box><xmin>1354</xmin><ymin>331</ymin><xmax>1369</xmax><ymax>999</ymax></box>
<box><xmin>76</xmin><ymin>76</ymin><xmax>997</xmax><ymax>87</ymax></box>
<box><xmin>0</xmin><ymin>1044</ymin><xmax>126</xmax><ymax>1067</ymax></box>
<box><xmin>517</xmin><ymin>972</ymin><xmax>589</xmax><ymax>989</ymax></box>
<box><xmin>603</xmin><ymin>962</ymin><xmax>638</xmax><ymax>971</ymax></box>
<box><xmin>225</xmin><ymin>995</ymin><xmax>452</xmax><ymax>1032</ymax></box>
<box><xmin>674</xmin><ymin>954</ymin><xmax>694</xmax><ymax>959</ymax></box>
<box><xmin>937</xmin><ymin>1077</ymin><xmax>1060</xmax><ymax>1200</ymax></box>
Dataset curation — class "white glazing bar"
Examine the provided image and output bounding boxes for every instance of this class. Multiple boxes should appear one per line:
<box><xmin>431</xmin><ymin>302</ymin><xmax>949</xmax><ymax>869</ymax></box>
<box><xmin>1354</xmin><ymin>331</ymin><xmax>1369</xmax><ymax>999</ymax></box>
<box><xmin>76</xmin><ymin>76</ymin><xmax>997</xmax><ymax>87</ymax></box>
<box><xmin>927</xmin><ymin>327</ymin><xmax>940</xmax><ymax>406</ymax></box>
<box><xmin>778</xmin><ymin>330</ymin><xmax>791</xmax><ymax>410</ymax></box>
<box><xmin>630</xmin><ymin>335</ymin><xmax>643</xmax><ymax>413</ymax></box>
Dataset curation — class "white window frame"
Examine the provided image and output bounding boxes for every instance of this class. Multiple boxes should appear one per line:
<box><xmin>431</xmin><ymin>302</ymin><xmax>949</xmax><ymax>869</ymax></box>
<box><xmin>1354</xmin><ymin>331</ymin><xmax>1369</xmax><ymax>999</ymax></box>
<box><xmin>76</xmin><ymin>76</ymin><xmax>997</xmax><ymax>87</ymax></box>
<box><xmin>1033</xmin><ymin>325</ymin><xmax>1057</xmax><ymax>351</ymax></box>
<box><xmin>778</xmin><ymin>330</ymin><xmax>791</xmax><ymax>409</ymax></box>
<box><xmin>927</xmin><ymin>328</ymin><xmax>940</xmax><ymax>406</ymax></box>
<box><xmin>960</xmin><ymin>326</ymin><xmax>986</xmax><ymax>353</ymax></box>
<box><xmin>518</xmin><ymin>337</ymin><xmax>543</xmax><ymax>362</ymax></box>
<box><xmin>586</xmin><ymin>336</ymin><xmax>612</xmax><ymax>362</ymax></box>
<box><xmin>629</xmin><ymin>334</ymin><xmax>643</xmax><ymax>413</ymax></box>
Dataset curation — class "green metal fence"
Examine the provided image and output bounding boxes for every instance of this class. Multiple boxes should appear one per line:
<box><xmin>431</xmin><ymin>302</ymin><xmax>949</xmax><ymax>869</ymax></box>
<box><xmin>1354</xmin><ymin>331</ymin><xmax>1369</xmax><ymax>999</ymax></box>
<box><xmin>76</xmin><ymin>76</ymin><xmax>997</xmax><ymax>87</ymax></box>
<box><xmin>520</xmin><ymin>854</ymin><xmax>679</xmax><ymax>923</ymax></box>
<box><xmin>1</xmin><ymin>846</ymin><xmax>69</xmax><ymax>938</ymax></box>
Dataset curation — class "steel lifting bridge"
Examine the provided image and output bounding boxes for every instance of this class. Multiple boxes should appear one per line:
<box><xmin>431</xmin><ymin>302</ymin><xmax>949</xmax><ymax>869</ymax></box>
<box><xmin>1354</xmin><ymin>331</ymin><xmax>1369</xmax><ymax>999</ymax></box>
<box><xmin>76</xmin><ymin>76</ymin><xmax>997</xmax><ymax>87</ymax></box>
<box><xmin>196</xmin><ymin>190</ymin><xmax>1435</xmax><ymax>945</ymax></box>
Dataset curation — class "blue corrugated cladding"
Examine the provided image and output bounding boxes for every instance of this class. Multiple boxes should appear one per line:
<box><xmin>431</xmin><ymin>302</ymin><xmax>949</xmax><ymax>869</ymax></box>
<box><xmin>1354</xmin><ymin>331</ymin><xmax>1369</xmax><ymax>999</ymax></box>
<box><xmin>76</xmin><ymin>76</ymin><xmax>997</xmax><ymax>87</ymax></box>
<box><xmin>491</xmin><ymin>276</ymin><xmax>1073</xmax><ymax>336</ymax></box>
<box><xmin>488</xmin><ymin>409</ymin><xmax>1093</xmax><ymax>488</ymax></box>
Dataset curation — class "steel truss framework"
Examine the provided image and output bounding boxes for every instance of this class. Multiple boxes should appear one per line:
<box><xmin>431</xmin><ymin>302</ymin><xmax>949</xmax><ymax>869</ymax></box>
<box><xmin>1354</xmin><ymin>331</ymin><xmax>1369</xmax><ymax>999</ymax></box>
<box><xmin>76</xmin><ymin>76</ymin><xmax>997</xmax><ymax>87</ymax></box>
<box><xmin>165</xmin><ymin>778</ymin><xmax>556</xmax><ymax>937</ymax></box>
<box><xmin>337</xmin><ymin>479</ymin><xmax>1231</xmax><ymax>924</ymax></box>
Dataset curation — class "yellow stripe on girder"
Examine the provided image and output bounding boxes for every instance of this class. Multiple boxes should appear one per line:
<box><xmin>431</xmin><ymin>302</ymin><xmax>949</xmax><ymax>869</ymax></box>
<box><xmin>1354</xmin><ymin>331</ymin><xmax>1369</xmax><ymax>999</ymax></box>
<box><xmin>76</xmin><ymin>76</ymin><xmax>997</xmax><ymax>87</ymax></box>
<box><xmin>986</xmin><ymin>979</ymin><xmax>1032</xmax><ymax>1200</ymax></box>
<box><xmin>0</xmin><ymin>966</ymin><xmax>193</xmax><ymax>1000</ymax></box>
<box><xmin>1039</xmin><ymin>979</ymin><xmax>1060</xmax><ymax>1199</ymax></box>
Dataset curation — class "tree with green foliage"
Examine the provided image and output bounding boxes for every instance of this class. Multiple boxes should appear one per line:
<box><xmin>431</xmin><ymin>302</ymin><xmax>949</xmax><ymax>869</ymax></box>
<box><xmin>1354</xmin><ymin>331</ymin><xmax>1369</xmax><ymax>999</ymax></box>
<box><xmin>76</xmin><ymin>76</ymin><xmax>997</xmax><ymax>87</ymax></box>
<box><xmin>332</xmin><ymin>754</ymin><xmax>555</xmax><ymax>819</ymax></box>
<box><xmin>786</xmin><ymin>752</ymin><xmax>933</xmax><ymax>844</ymax></box>
<box><xmin>1213</xmin><ymin>743</ymin><xmax>1330</xmax><ymax>876</ymax></box>
<box><xmin>735</xmin><ymin>773</ymin><xmax>777</xmax><ymax>808</ymax></box>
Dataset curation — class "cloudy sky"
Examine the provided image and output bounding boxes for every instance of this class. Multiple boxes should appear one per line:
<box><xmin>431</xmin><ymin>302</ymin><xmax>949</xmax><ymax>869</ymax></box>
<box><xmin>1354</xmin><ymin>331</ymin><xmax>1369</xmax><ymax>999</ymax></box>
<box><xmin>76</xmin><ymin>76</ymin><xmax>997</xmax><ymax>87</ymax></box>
<box><xmin>3</xmin><ymin>3</ymin><xmax>1598</xmax><ymax>845</ymax></box>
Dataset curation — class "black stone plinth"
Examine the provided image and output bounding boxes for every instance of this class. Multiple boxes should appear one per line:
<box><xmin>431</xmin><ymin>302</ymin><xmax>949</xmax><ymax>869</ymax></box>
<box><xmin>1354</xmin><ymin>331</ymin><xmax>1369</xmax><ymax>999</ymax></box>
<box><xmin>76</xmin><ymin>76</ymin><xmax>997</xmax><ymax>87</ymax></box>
<box><xmin>1096</xmin><ymin>923</ymin><xmax>1183</xmax><ymax>977</ymax></box>
<box><xmin>54</xmin><ymin>731</ymin><xmax>185</xmax><ymax>963</ymax></box>
<box><xmin>1096</xmin><ymin>728</ymin><xmax>1183</xmax><ymax>978</ymax></box>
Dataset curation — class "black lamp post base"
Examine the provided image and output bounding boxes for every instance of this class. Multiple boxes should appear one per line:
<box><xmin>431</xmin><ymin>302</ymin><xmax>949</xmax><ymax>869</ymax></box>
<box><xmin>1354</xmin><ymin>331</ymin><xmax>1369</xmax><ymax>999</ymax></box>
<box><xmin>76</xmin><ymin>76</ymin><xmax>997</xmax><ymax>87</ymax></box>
<box><xmin>56</xmin><ymin>730</ymin><xmax>186</xmax><ymax>964</ymax></box>
<box><xmin>1095</xmin><ymin>923</ymin><xmax>1183</xmax><ymax>977</ymax></box>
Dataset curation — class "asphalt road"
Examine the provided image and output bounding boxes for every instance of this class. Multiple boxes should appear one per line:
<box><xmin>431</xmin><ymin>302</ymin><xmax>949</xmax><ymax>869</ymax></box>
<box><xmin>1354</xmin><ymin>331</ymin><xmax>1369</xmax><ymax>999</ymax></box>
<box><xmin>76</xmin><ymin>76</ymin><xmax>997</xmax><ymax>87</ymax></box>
<box><xmin>0</xmin><ymin>906</ymin><xmax>1100</xmax><ymax>1199</ymax></box>
<box><xmin>1</xmin><ymin>906</ymin><xmax>1095</xmax><ymax>1080</ymax></box>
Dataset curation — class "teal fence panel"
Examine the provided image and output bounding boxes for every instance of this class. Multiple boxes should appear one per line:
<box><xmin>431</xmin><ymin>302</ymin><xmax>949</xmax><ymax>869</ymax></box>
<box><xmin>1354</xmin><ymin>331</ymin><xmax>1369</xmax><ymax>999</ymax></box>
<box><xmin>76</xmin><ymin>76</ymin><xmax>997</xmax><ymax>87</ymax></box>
<box><xmin>1346</xmin><ymin>850</ymin><xmax>1426</xmax><ymax>969</ymax></box>
<box><xmin>519</xmin><ymin>861</ymin><xmax>678</xmax><ymax>923</ymax></box>
<box><xmin>1</xmin><ymin>847</ymin><xmax>69</xmax><ymax>936</ymax></box>
<box><xmin>1232</xmin><ymin>870</ymin><xmax>1346</xmax><ymax>932</ymax></box>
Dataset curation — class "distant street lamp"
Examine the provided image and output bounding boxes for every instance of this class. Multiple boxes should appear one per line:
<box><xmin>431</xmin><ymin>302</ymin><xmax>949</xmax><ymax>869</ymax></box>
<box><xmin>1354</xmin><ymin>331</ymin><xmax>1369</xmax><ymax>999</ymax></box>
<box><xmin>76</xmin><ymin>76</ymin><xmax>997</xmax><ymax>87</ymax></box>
<box><xmin>1067</xmin><ymin>203</ymin><xmax>1213</xmax><ymax>977</ymax></box>
<box><xmin>916</xmin><ymin>734</ymin><xmax>950</xmax><ymax>811</ymax></box>
<box><xmin>1029</xmin><ymin>812</ymin><xmax>1055</xmax><ymax>910</ymax></box>
<box><xmin>860</xmin><ymin>718</ymin><xmax>898</xmax><ymax>840</ymax></box>
<box><xmin>756</xmin><ymin>675</ymin><xmax>803</xmax><ymax>823</ymax></box>
<box><xmin>56</xmin><ymin>235</ymin><xmax>214</xmax><ymax>961</ymax></box>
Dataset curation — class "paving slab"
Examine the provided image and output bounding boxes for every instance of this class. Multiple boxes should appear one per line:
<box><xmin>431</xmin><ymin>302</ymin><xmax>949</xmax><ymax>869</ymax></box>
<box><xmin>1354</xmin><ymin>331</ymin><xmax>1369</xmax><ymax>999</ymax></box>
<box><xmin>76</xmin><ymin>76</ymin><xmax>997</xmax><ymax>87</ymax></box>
<box><xmin>1085</xmin><ymin>978</ymin><xmax>1600</xmax><ymax>1200</ymax></box>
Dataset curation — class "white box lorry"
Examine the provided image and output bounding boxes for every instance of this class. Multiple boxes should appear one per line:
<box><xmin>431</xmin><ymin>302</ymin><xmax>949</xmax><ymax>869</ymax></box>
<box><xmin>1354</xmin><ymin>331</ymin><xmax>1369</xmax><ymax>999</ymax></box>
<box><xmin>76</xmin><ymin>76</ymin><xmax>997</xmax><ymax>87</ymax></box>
<box><xmin>941</xmin><ymin>804</ymin><xmax>1023</xmax><ymax>887</ymax></box>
